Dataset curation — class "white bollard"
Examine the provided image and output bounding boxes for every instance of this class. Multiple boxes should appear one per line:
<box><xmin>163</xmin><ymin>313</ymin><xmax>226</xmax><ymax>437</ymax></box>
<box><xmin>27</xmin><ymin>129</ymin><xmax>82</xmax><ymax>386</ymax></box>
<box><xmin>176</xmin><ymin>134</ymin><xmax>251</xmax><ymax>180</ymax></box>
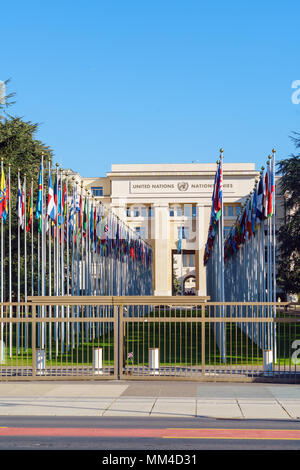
<box><xmin>263</xmin><ymin>349</ymin><xmax>273</xmax><ymax>376</ymax></box>
<box><xmin>149</xmin><ymin>348</ymin><xmax>159</xmax><ymax>375</ymax></box>
<box><xmin>36</xmin><ymin>350</ymin><xmax>45</xmax><ymax>376</ymax></box>
<box><xmin>93</xmin><ymin>348</ymin><xmax>103</xmax><ymax>375</ymax></box>
<box><xmin>0</xmin><ymin>340</ymin><xmax>5</xmax><ymax>364</ymax></box>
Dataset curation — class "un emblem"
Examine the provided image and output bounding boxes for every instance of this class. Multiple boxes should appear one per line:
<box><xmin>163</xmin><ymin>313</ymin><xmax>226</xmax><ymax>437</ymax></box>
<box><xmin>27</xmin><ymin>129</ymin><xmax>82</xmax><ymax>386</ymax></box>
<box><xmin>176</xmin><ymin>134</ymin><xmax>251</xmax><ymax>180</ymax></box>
<box><xmin>177</xmin><ymin>182</ymin><xmax>189</xmax><ymax>192</ymax></box>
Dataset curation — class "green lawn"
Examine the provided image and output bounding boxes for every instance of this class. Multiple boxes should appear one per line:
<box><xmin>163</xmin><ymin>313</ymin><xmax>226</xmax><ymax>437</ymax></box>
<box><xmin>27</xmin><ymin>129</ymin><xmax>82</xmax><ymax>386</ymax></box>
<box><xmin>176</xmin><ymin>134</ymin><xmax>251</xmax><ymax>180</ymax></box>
<box><xmin>0</xmin><ymin>311</ymin><xmax>299</xmax><ymax>368</ymax></box>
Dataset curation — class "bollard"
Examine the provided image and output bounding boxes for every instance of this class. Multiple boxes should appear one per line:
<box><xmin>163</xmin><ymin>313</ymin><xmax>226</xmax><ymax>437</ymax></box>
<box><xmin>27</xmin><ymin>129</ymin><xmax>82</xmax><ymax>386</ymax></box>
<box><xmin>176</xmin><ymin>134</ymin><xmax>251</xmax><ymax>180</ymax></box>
<box><xmin>93</xmin><ymin>348</ymin><xmax>103</xmax><ymax>375</ymax></box>
<box><xmin>149</xmin><ymin>348</ymin><xmax>159</xmax><ymax>375</ymax></box>
<box><xmin>36</xmin><ymin>350</ymin><xmax>45</xmax><ymax>376</ymax></box>
<box><xmin>263</xmin><ymin>349</ymin><xmax>273</xmax><ymax>376</ymax></box>
<box><xmin>0</xmin><ymin>340</ymin><xmax>5</xmax><ymax>364</ymax></box>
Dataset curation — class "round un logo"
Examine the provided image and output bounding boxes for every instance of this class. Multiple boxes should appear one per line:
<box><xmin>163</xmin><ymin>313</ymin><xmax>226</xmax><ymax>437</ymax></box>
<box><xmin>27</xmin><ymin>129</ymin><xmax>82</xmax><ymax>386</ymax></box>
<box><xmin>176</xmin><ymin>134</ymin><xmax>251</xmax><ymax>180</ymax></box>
<box><xmin>177</xmin><ymin>182</ymin><xmax>189</xmax><ymax>192</ymax></box>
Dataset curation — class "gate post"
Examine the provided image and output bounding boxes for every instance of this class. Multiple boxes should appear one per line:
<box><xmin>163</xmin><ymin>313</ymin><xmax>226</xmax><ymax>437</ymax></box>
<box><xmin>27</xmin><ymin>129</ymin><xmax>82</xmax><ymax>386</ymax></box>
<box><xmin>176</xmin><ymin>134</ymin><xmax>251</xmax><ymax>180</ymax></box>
<box><xmin>32</xmin><ymin>304</ymin><xmax>36</xmax><ymax>379</ymax></box>
<box><xmin>114</xmin><ymin>303</ymin><xmax>123</xmax><ymax>380</ymax></box>
<box><xmin>201</xmin><ymin>303</ymin><xmax>206</xmax><ymax>376</ymax></box>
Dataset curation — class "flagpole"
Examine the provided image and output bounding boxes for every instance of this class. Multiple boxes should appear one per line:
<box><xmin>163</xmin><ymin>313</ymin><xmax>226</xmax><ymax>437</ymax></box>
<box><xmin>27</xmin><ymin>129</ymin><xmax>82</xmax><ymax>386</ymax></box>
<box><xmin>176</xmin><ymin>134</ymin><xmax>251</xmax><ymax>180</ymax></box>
<box><xmin>55</xmin><ymin>163</ymin><xmax>59</xmax><ymax>357</ymax></box>
<box><xmin>47</xmin><ymin>162</ymin><xmax>52</xmax><ymax>359</ymax></box>
<box><xmin>9</xmin><ymin>165</ymin><xmax>12</xmax><ymax>357</ymax></box>
<box><xmin>0</xmin><ymin>159</ymin><xmax>4</xmax><ymax>362</ymax></box>
<box><xmin>272</xmin><ymin>148</ymin><xmax>277</xmax><ymax>361</ymax></box>
<box><xmin>30</xmin><ymin>178</ymin><xmax>34</xmax><ymax>299</ymax></box>
<box><xmin>17</xmin><ymin>169</ymin><xmax>21</xmax><ymax>353</ymax></box>
<box><xmin>60</xmin><ymin>169</ymin><xmax>65</xmax><ymax>353</ymax></box>
<box><xmin>65</xmin><ymin>171</ymin><xmax>70</xmax><ymax>351</ymax></box>
<box><xmin>24</xmin><ymin>173</ymin><xmax>28</xmax><ymax>351</ymax></box>
<box><xmin>40</xmin><ymin>154</ymin><xmax>45</xmax><ymax>349</ymax></box>
<box><xmin>272</xmin><ymin>149</ymin><xmax>276</xmax><ymax>304</ymax></box>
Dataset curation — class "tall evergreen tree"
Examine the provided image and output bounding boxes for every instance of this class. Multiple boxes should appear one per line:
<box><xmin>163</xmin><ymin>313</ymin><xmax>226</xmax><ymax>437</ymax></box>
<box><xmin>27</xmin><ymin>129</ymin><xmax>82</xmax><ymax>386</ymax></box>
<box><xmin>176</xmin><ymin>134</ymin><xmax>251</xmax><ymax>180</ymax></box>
<box><xmin>276</xmin><ymin>134</ymin><xmax>300</xmax><ymax>295</ymax></box>
<box><xmin>0</xmin><ymin>80</ymin><xmax>53</xmax><ymax>299</ymax></box>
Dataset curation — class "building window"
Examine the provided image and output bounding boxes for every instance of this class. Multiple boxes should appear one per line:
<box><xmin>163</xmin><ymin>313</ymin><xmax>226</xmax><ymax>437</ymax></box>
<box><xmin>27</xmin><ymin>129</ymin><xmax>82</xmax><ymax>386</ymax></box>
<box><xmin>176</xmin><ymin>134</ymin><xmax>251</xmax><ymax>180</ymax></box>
<box><xmin>148</xmin><ymin>206</ymin><xmax>154</xmax><ymax>218</ymax></box>
<box><xmin>135</xmin><ymin>226</ymin><xmax>146</xmax><ymax>238</ymax></box>
<box><xmin>141</xmin><ymin>206</ymin><xmax>147</xmax><ymax>218</ymax></box>
<box><xmin>133</xmin><ymin>207</ymin><xmax>140</xmax><ymax>217</ymax></box>
<box><xmin>91</xmin><ymin>186</ymin><xmax>103</xmax><ymax>196</ymax></box>
<box><xmin>227</xmin><ymin>206</ymin><xmax>234</xmax><ymax>217</ymax></box>
<box><xmin>183</xmin><ymin>254</ymin><xmax>189</xmax><ymax>267</ymax></box>
<box><xmin>182</xmin><ymin>253</ymin><xmax>195</xmax><ymax>267</ymax></box>
<box><xmin>189</xmin><ymin>254</ymin><xmax>195</xmax><ymax>267</ymax></box>
<box><xmin>169</xmin><ymin>206</ymin><xmax>175</xmax><ymax>217</ymax></box>
<box><xmin>184</xmin><ymin>205</ymin><xmax>191</xmax><ymax>217</ymax></box>
<box><xmin>192</xmin><ymin>205</ymin><xmax>197</xmax><ymax>218</ymax></box>
<box><xmin>126</xmin><ymin>206</ymin><xmax>131</xmax><ymax>217</ymax></box>
<box><xmin>176</xmin><ymin>206</ymin><xmax>183</xmax><ymax>217</ymax></box>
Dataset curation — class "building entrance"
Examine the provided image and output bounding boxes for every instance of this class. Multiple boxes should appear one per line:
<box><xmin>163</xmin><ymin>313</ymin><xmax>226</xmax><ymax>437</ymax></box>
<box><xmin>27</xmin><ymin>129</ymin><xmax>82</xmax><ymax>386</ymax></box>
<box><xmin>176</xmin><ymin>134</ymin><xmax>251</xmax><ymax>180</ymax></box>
<box><xmin>172</xmin><ymin>249</ymin><xmax>196</xmax><ymax>295</ymax></box>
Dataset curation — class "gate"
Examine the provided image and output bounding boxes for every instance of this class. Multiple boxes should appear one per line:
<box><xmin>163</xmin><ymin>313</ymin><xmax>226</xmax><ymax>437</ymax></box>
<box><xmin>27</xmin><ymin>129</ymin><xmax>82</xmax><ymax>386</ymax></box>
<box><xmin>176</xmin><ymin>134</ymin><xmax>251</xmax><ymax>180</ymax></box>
<box><xmin>0</xmin><ymin>297</ymin><xmax>299</xmax><ymax>382</ymax></box>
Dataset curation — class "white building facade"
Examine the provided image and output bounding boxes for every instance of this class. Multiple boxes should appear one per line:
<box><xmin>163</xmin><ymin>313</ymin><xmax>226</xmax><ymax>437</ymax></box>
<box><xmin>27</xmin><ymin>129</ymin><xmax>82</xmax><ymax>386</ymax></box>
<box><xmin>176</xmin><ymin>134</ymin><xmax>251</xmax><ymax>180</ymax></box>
<box><xmin>79</xmin><ymin>162</ymin><xmax>284</xmax><ymax>297</ymax></box>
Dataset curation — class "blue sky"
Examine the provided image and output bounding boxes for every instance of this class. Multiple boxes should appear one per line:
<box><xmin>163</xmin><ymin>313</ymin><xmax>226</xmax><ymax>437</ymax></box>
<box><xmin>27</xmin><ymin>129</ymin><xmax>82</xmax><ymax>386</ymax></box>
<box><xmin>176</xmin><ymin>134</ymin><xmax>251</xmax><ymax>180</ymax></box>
<box><xmin>2</xmin><ymin>0</ymin><xmax>300</xmax><ymax>176</ymax></box>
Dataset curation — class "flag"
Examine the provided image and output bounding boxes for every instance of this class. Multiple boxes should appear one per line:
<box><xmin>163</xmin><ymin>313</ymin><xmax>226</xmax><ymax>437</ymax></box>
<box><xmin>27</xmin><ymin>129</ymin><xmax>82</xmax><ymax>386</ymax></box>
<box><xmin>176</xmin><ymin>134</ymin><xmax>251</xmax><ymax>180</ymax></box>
<box><xmin>256</xmin><ymin>174</ymin><xmax>264</xmax><ymax>223</ymax></box>
<box><xmin>62</xmin><ymin>183</ymin><xmax>67</xmax><ymax>224</ymax></box>
<box><xmin>267</xmin><ymin>159</ymin><xmax>274</xmax><ymax>218</ymax></box>
<box><xmin>263</xmin><ymin>170</ymin><xmax>268</xmax><ymax>220</ymax></box>
<box><xmin>26</xmin><ymin>185</ymin><xmax>33</xmax><ymax>233</ymax></box>
<box><xmin>0</xmin><ymin>168</ymin><xmax>7</xmax><ymax>220</ymax></box>
<box><xmin>89</xmin><ymin>203</ymin><xmax>94</xmax><ymax>242</ymax></box>
<box><xmin>16</xmin><ymin>174</ymin><xmax>23</xmax><ymax>227</ymax></box>
<box><xmin>251</xmin><ymin>187</ymin><xmax>257</xmax><ymax>234</ymax></box>
<box><xmin>246</xmin><ymin>197</ymin><xmax>252</xmax><ymax>239</ymax></box>
<box><xmin>57</xmin><ymin>177</ymin><xmax>62</xmax><ymax>227</ymax></box>
<box><xmin>21</xmin><ymin>177</ymin><xmax>26</xmax><ymax>230</ymax></box>
<box><xmin>68</xmin><ymin>192</ymin><xmax>75</xmax><ymax>239</ymax></box>
<box><xmin>75</xmin><ymin>191</ymin><xmax>80</xmax><ymax>213</ymax></box>
<box><xmin>83</xmin><ymin>197</ymin><xmax>87</xmax><ymax>237</ymax></box>
<box><xmin>214</xmin><ymin>159</ymin><xmax>223</xmax><ymax>221</ymax></box>
<box><xmin>3</xmin><ymin>172</ymin><xmax>9</xmax><ymax>223</ymax></box>
<box><xmin>36</xmin><ymin>163</ymin><xmax>43</xmax><ymax>221</ymax></box>
<box><xmin>78</xmin><ymin>194</ymin><xmax>82</xmax><ymax>232</ymax></box>
<box><xmin>93</xmin><ymin>206</ymin><xmax>97</xmax><ymax>250</ymax></box>
<box><xmin>177</xmin><ymin>225</ymin><xmax>182</xmax><ymax>253</ymax></box>
<box><xmin>47</xmin><ymin>171</ymin><xmax>56</xmax><ymax>222</ymax></box>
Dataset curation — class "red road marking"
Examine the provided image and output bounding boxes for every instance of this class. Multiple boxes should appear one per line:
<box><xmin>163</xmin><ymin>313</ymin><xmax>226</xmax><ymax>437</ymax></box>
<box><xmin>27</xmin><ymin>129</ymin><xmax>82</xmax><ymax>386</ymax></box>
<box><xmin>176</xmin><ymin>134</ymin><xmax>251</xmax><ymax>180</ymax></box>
<box><xmin>0</xmin><ymin>427</ymin><xmax>300</xmax><ymax>440</ymax></box>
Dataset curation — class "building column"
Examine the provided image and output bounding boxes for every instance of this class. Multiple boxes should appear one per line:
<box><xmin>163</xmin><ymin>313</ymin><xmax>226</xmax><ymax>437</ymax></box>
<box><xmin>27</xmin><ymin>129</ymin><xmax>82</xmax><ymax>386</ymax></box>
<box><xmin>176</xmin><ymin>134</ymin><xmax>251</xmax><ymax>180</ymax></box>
<box><xmin>195</xmin><ymin>203</ymin><xmax>207</xmax><ymax>296</ymax></box>
<box><xmin>152</xmin><ymin>203</ymin><xmax>172</xmax><ymax>296</ymax></box>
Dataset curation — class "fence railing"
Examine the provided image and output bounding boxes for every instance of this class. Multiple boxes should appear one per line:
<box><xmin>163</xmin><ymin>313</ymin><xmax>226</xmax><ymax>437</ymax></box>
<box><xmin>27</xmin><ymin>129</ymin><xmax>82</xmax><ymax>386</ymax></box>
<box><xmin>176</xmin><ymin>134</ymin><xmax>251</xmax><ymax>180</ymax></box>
<box><xmin>0</xmin><ymin>297</ymin><xmax>298</xmax><ymax>382</ymax></box>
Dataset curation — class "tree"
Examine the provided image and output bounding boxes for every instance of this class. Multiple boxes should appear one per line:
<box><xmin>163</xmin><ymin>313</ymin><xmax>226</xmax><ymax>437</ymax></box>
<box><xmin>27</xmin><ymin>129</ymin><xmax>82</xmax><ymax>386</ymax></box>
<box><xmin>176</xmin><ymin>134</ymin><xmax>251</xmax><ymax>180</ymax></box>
<box><xmin>0</xmin><ymin>80</ymin><xmax>54</xmax><ymax>299</ymax></box>
<box><xmin>276</xmin><ymin>135</ymin><xmax>300</xmax><ymax>295</ymax></box>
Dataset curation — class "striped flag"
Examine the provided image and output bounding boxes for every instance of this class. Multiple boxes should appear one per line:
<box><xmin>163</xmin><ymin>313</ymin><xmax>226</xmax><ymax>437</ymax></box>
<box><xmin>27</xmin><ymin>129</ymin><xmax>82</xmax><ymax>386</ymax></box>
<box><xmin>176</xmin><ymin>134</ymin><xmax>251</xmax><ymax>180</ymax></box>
<box><xmin>0</xmin><ymin>168</ymin><xmax>7</xmax><ymax>220</ymax></box>
<box><xmin>21</xmin><ymin>177</ymin><xmax>26</xmax><ymax>230</ymax></box>
<box><xmin>47</xmin><ymin>171</ymin><xmax>57</xmax><ymax>222</ymax></box>
<box><xmin>16</xmin><ymin>174</ymin><xmax>22</xmax><ymax>227</ymax></box>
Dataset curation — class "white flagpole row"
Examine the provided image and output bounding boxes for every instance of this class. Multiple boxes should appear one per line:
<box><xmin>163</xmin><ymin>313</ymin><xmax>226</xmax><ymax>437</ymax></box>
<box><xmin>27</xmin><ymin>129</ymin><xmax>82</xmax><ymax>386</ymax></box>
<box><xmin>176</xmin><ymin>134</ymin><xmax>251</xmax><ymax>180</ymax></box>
<box><xmin>223</xmin><ymin>152</ymin><xmax>276</xmax><ymax>352</ymax></box>
<box><xmin>0</xmin><ymin>157</ymin><xmax>153</xmax><ymax>366</ymax></box>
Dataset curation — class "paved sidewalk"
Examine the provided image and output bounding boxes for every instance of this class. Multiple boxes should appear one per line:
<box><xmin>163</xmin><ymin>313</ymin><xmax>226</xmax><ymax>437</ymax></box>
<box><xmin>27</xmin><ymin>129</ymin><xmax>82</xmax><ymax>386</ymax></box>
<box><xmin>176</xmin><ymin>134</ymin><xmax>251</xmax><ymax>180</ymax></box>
<box><xmin>0</xmin><ymin>381</ymin><xmax>299</xmax><ymax>420</ymax></box>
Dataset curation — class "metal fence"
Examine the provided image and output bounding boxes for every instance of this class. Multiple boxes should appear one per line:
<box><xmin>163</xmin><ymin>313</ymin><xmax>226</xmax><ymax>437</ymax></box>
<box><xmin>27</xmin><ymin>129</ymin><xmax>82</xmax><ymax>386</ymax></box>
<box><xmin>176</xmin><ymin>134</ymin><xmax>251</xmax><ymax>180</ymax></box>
<box><xmin>0</xmin><ymin>297</ymin><xmax>299</xmax><ymax>382</ymax></box>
